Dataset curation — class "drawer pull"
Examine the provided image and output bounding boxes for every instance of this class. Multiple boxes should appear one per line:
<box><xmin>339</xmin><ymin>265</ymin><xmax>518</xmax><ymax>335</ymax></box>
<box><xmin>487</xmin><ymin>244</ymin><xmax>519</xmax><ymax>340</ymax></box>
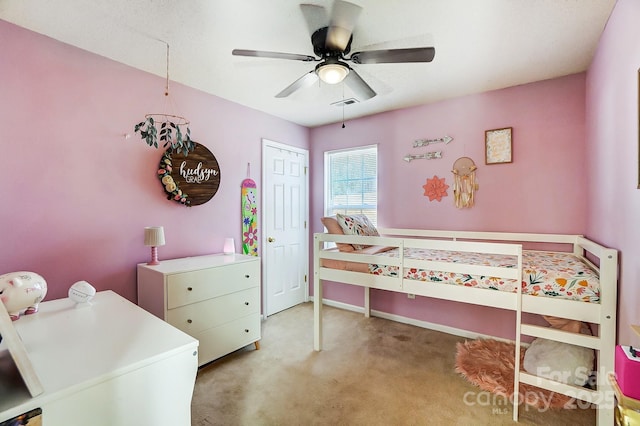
<box><xmin>245</xmin><ymin>302</ymin><xmax>249</xmax><ymax>306</ymax></box>
<box><xmin>187</xmin><ymin>319</ymin><xmax>193</xmax><ymax>324</ymax></box>
<box><xmin>245</xmin><ymin>274</ymin><xmax>250</xmax><ymax>278</ymax></box>
<box><xmin>245</xmin><ymin>329</ymin><xmax>250</xmax><ymax>333</ymax></box>
<box><xmin>187</xmin><ymin>287</ymin><xmax>193</xmax><ymax>291</ymax></box>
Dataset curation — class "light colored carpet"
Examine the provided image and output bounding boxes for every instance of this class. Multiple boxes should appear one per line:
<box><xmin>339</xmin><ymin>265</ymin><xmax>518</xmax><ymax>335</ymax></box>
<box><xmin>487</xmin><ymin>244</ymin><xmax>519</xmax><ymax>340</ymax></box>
<box><xmin>191</xmin><ymin>302</ymin><xmax>595</xmax><ymax>425</ymax></box>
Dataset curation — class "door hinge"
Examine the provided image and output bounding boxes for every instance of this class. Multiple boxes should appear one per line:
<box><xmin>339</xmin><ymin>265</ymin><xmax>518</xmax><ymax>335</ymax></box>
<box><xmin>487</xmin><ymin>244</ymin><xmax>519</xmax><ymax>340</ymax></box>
<box><xmin>304</xmin><ymin>220</ymin><xmax>307</xmax><ymax>229</ymax></box>
<box><xmin>304</xmin><ymin>274</ymin><xmax>307</xmax><ymax>283</ymax></box>
<box><xmin>304</xmin><ymin>166</ymin><xmax>307</xmax><ymax>175</ymax></box>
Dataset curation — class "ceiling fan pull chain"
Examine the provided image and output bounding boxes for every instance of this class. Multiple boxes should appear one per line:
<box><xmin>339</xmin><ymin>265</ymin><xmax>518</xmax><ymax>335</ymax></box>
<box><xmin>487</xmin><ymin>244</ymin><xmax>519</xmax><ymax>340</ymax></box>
<box><xmin>342</xmin><ymin>82</ymin><xmax>346</xmax><ymax>128</ymax></box>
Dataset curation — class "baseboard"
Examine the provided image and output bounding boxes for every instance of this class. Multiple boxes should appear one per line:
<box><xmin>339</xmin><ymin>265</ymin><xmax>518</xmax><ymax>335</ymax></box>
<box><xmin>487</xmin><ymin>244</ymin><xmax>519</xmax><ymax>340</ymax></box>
<box><xmin>309</xmin><ymin>296</ymin><xmax>519</xmax><ymax>345</ymax></box>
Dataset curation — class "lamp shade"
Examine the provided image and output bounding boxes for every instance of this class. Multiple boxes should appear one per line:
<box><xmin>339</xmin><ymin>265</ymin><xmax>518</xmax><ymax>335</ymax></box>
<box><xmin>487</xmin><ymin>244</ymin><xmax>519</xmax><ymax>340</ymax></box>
<box><xmin>317</xmin><ymin>63</ymin><xmax>349</xmax><ymax>84</ymax></box>
<box><xmin>144</xmin><ymin>226</ymin><xmax>165</xmax><ymax>247</ymax></box>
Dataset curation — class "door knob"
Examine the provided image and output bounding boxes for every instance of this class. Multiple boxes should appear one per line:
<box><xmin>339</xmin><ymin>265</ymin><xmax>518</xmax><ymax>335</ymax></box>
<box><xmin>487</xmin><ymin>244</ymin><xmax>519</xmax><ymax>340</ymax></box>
<box><xmin>268</xmin><ymin>237</ymin><xmax>275</xmax><ymax>242</ymax></box>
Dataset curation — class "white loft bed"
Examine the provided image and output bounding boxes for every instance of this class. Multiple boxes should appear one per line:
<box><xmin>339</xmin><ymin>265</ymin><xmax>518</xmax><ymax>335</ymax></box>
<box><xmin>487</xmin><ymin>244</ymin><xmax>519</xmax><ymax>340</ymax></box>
<box><xmin>313</xmin><ymin>228</ymin><xmax>618</xmax><ymax>425</ymax></box>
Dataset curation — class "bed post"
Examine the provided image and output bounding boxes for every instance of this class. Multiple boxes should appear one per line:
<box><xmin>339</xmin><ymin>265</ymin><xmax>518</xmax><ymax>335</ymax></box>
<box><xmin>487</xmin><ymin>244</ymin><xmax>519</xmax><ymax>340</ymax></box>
<box><xmin>364</xmin><ymin>287</ymin><xmax>370</xmax><ymax>318</ymax></box>
<box><xmin>314</xmin><ymin>234</ymin><xmax>323</xmax><ymax>351</ymax></box>
<box><xmin>512</xmin><ymin>245</ymin><xmax>523</xmax><ymax>422</ymax></box>
<box><xmin>596</xmin><ymin>247</ymin><xmax>618</xmax><ymax>426</ymax></box>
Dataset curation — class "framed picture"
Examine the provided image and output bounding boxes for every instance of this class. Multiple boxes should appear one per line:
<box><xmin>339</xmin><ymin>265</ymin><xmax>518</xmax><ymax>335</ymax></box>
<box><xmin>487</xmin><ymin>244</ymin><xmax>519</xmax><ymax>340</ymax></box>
<box><xmin>0</xmin><ymin>301</ymin><xmax>43</xmax><ymax>397</ymax></box>
<box><xmin>485</xmin><ymin>127</ymin><xmax>513</xmax><ymax>164</ymax></box>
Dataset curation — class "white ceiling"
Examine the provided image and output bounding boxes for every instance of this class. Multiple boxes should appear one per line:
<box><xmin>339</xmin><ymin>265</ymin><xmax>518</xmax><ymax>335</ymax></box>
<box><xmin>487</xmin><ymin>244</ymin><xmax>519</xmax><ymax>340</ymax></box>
<box><xmin>0</xmin><ymin>0</ymin><xmax>615</xmax><ymax>128</ymax></box>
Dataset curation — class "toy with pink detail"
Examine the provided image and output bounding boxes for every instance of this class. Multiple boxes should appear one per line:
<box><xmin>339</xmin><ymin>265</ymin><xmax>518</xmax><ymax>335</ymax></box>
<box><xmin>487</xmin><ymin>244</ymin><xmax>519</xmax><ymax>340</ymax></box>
<box><xmin>0</xmin><ymin>271</ymin><xmax>47</xmax><ymax>321</ymax></box>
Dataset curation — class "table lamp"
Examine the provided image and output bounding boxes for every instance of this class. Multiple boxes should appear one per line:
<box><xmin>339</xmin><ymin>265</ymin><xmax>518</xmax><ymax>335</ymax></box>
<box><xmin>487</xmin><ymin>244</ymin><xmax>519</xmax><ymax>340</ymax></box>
<box><xmin>144</xmin><ymin>226</ymin><xmax>165</xmax><ymax>265</ymax></box>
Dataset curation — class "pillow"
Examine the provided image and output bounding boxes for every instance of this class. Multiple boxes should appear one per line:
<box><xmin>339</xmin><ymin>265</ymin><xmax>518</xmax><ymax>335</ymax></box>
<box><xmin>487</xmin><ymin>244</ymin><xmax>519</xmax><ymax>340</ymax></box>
<box><xmin>354</xmin><ymin>245</ymin><xmax>394</xmax><ymax>255</ymax></box>
<box><xmin>320</xmin><ymin>216</ymin><xmax>355</xmax><ymax>252</ymax></box>
<box><xmin>336</xmin><ymin>214</ymin><xmax>379</xmax><ymax>250</ymax></box>
<box><xmin>543</xmin><ymin>316</ymin><xmax>585</xmax><ymax>334</ymax></box>
<box><xmin>523</xmin><ymin>338</ymin><xmax>594</xmax><ymax>386</ymax></box>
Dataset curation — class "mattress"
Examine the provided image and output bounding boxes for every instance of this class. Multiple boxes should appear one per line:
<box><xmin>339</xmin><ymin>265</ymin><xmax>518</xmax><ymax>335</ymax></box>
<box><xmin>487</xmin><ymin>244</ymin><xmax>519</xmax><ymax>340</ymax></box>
<box><xmin>324</xmin><ymin>247</ymin><xmax>600</xmax><ymax>303</ymax></box>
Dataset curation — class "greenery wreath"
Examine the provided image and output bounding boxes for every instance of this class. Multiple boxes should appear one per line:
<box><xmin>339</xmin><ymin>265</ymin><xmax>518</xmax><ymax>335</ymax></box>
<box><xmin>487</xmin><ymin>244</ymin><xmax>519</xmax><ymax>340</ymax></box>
<box><xmin>157</xmin><ymin>149</ymin><xmax>190</xmax><ymax>206</ymax></box>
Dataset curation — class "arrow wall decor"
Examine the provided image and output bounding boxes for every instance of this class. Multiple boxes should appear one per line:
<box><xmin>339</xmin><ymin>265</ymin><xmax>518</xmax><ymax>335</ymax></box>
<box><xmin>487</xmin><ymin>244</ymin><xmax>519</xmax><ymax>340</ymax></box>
<box><xmin>403</xmin><ymin>151</ymin><xmax>442</xmax><ymax>162</ymax></box>
<box><xmin>413</xmin><ymin>135</ymin><xmax>453</xmax><ymax>148</ymax></box>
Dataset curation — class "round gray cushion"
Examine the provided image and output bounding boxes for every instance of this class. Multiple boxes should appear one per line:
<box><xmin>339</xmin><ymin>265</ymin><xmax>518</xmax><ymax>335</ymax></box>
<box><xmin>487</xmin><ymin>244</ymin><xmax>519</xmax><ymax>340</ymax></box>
<box><xmin>523</xmin><ymin>338</ymin><xmax>594</xmax><ymax>386</ymax></box>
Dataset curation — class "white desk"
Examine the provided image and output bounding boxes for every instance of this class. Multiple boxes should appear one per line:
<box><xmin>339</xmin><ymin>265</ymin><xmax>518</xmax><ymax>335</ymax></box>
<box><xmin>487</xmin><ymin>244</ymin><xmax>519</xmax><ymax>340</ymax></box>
<box><xmin>0</xmin><ymin>290</ymin><xmax>198</xmax><ymax>425</ymax></box>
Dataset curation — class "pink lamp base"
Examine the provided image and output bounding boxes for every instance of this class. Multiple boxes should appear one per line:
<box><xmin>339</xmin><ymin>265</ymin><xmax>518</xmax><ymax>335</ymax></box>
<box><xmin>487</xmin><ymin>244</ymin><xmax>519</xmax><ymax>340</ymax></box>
<box><xmin>147</xmin><ymin>246</ymin><xmax>160</xmax><ymax>265</ymax></box>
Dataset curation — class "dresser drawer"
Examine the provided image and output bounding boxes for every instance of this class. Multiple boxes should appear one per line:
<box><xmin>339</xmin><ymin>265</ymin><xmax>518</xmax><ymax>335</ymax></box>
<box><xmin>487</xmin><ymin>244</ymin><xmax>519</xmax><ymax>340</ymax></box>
<box><xmin>195</xmin><ymin>313</ymin><xmax>261</xmax><ymax>365</ymax></box>
<box><xmin>167</xmin><ymin>260</ymin><xmax>259</xmax><ymax>309</ymax></box>
<box><xmin>167</xmin><ymin>287</ymin><xmax>259</xmax><ymax>335</ymax></box>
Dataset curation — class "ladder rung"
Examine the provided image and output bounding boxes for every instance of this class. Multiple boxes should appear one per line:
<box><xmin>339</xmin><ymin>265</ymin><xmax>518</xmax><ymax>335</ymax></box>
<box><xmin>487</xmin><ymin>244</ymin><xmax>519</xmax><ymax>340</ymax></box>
<box><xmin>520</xmin><ymin>324</ymin><xmax>601</xmax><ymax>350</ymax></box>
<box><xmin>519</xmin><ymin>372</ymin><xmax>602</xmax><ymax>405</ymax></box>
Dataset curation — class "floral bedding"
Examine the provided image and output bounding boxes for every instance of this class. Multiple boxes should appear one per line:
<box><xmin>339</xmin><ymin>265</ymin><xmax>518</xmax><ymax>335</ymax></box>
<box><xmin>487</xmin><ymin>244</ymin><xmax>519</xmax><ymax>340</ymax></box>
<box><xmin>367</xmin><ymin>248</ymin><xmax>600</xmax><ymax>303</ymax></box>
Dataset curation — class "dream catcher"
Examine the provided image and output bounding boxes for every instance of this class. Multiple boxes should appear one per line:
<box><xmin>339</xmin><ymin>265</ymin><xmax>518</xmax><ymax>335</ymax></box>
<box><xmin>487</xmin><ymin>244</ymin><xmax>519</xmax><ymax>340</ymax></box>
<box><xmin>452</xmin><ymin>157</ymin><xmax>479</xmax><ymax>208</ymax></box>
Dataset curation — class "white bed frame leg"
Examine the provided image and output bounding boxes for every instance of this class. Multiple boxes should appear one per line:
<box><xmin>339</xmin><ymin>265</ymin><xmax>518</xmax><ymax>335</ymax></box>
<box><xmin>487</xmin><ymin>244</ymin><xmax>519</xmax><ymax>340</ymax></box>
<box><xmin>314</xmin><ymin>236</ymin><xmax>323</xmax><ymax>351</ymax></box>
<box><xmin>364</xmin><ymin>287</ymin><xmax>370</xmax><ymax>318</ymax></box>
<box><xmin>593</xmin><ymin>334</ymin><xmax>615</xmax><ymax>426</ymax></box>
<box><xmin>513</xmin><ymin>248</ymin><xmax>523</xmax><ymax>422</ymax></box>
<box><xmin>513</xmin><ymin>311</ymin><xmax>521</xmax><ymax>422</ymax></box>
<box><xmin>314</xmin><ymin>277</ymin><xmax>322</xmax><ymax>351</ymax></box>
<box><xmin>596</xmin><ymin>361</ymin><xmax>614</xmax><ymax>426</ymax></box>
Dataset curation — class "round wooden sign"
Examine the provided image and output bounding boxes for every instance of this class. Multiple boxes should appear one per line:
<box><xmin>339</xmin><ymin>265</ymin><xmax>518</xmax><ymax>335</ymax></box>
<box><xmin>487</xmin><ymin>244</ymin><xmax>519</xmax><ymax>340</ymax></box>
<box><xmin>157</xmin><ymin>142</ymin><xmax>221</xmax><ymax>206</ymax></box>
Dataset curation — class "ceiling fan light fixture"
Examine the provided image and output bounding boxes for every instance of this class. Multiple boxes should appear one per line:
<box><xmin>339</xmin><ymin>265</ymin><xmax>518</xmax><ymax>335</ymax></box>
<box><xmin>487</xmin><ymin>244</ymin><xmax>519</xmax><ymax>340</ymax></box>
<box><xmin>316</xmin><ymin>62</ymin><xmax>349</xmax><ymax>84</ymax></box>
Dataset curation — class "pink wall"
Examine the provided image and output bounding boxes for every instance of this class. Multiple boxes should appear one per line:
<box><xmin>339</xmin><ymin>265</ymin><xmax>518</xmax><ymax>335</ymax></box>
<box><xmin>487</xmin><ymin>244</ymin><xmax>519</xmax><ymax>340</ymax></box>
<box><xmin>309</xmin><ymin>74</ymin><xmax>588</xmax><ymax>339</ymax></box>
<box><xmin>586</xmin><ymin>0</ymin><xmax>640</xmax><ymax>345</ymax></box>
<box><xmin>0</xmin><ymin>20</ymin><xmax>308</xmax><ymax>303</ymax></box>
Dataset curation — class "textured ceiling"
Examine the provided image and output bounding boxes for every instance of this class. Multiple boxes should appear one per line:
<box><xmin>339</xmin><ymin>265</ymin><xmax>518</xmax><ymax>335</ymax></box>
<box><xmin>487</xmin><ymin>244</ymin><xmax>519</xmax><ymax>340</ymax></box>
<box><xmin>0</xmin><ymin>0</ymin><xmax>615</xmax><ymax>127</ymax></box>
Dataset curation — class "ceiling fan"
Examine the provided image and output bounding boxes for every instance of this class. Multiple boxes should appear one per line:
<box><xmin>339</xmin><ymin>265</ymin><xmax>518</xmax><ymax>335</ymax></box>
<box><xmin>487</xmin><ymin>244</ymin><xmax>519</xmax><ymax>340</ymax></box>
<box><xmin>232</xmin><ymin>0</ymin><xmax>435</xmax><ymax>100</ymax></box>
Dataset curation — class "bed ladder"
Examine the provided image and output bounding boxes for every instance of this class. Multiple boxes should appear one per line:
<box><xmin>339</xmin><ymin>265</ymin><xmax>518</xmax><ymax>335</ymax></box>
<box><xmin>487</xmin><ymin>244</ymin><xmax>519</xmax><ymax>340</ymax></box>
<box><xmin>515</xmin><ymin>245</ymin><xmax>617</xmax><ymax>425</ymax></box>
<box><xmin>513</xmin><ymin>315</ymin><xmax>615</xmax><ymax>425</ymax></box>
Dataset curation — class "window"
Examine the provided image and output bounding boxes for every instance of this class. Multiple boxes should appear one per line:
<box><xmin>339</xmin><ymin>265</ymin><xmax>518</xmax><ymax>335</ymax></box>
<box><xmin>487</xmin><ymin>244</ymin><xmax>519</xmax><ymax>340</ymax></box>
<box><xmin>324</xmin><ymin>145</ymin><xmax>377</xmax><ymax>225</ymax></box>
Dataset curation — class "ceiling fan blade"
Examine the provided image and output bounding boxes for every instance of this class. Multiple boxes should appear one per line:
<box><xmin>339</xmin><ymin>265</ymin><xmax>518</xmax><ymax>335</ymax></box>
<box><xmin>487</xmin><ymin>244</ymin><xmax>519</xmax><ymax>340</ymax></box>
<box><xmin>344</xmin><ymin>68</ymin><xmax>376</xmax><ymax>100</ymax></box>
<box><xmin>275</xmin><ymin>70</ymin><xmax>319</xmax><ymax>98</ymax></box>
<box><xmin>325</xmin><ymin>0</ymin><xmax>362</xmax><ymax>51</ymax></box>
<box><xmin>350</xmin><ymin>47</ymin><xmax>436</xmax><ymax>64</ymax></box>
<box><xmin>232</xmin><ymin>49</ymin><xmax>316</xmax><ymax>62</ymax></box>
<box><xmin>300</xmin><ymin>4</ymin><xmax>328</xmax><ymax>36</ymax></box>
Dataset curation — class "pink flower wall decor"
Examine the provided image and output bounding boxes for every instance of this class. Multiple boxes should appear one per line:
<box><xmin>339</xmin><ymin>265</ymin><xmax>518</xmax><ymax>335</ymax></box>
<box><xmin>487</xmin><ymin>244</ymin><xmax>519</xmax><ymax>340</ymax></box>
<box><xmin>423</xmin><ymin>175</ymin><xmax>449</xmax><ymax>202</ymax></box>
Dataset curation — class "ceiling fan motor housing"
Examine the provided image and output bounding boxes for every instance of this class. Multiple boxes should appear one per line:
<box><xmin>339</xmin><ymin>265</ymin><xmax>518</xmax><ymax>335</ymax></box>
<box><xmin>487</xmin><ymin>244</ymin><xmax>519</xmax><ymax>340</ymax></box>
<box><xmin>312</xmin><ymin>26</ymin><xmax>352</xmax><ymax>57</ymax></box>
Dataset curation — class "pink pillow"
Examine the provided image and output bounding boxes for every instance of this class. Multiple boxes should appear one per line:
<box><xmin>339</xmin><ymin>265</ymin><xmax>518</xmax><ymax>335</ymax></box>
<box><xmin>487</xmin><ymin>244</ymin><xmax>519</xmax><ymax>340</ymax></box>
<box><xmin>320</xmin><ymin>216</ymin><xmax>355</xmax><ymax>252</ymax></box>
<box><xmin>354</xmin><ymin>245</ymin><xmax>394</xmax><ymax>255</ymax></box>
<box><xmin>543</xmin><ymin>316</ymin><xmax>584</xmax><ymax>333</ymax></box>
<box><xmin>336</xmin><ymin>214</ymin><xmax>379</xmax><ymax>250</ymax></box>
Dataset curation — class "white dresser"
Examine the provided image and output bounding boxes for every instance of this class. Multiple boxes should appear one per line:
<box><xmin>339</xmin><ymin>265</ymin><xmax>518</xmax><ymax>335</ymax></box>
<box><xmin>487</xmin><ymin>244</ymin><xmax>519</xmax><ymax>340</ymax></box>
<box><xmin>137</xmin><ymin>253</ymin><xmax>261</xmax><ymax>366</ymax></box>
<box><xmin>0</xmin><ymin>290</ymin><xmax>198</xmax><ymax>426</ymax></box>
